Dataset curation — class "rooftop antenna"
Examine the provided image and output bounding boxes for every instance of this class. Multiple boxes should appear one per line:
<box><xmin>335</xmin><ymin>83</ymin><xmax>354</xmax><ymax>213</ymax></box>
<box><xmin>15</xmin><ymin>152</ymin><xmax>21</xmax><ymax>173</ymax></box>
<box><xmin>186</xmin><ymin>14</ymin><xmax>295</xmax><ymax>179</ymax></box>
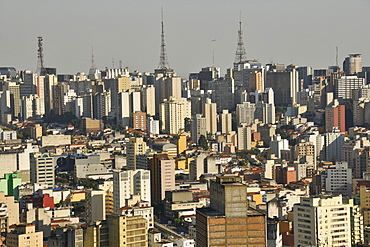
<box><xmin>37</xmin><ymin>36</ymin><xmax>46</xmax><ymax>76</ymax></box>
<box><xmin>158</xmin><ymin>7</ymin><xmax>170</xmax><ymax>69</ymax></box>
<box><xmin>119</xmin><ymin>60</ymin><xmax>122</xmax><ymax>70</ymax></box>
<box><xmin>336</xmin><ymin>46</ymin><xmax>339</xmax><ymax>69</ymax></box>
<box><xmin>112</xmin><ymin>58</ymin><xmax>115</xmax><ymax>69</ymax></box>
<box><xmin>234</xmin><ymin>12</ymin><xmax>247</xmax><ymax>65</ymax></box>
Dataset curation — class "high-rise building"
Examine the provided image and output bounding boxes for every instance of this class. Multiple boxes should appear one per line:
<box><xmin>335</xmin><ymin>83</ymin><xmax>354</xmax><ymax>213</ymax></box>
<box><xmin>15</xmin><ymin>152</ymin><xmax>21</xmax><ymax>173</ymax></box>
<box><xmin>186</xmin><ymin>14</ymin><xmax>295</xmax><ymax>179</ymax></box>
<box><xmin>270</xmin><ymin>135</ymin><xmax>289</xmax><ymax>159</ymax></box>
<box><xmin>160</xmin><ymin>97</ymin><xmax>191</xmax><ymax>134</ymax></box>
<box><xmin>202</xmin><ymin>98</ymin><xmax>217</xmax><ymax>135</ymax></box>
<box><xmin>191</xmin><ymin>114</ymin><xmax>207</xmax><ymax>143</ymax></box>
<box><xmin>126</xmin><ymin>137</ymin><xmax>147</xmax><ymax>170</ymax></box>
<box><xmin>325</xmin><ymin>99</ymin><xmax>345</xmax><ymax>132</ymax></box>
<box><xmin>30</xmin><ymin>153</ymin><xmax>54</xmax><ymax>188</ymax></box>
<box><xmin>325</xmin><ymin>128</ymin><xmax>345</xmax><ymax>162</ymax></box>
<box><xmin>117</xmin><ymin>91</ymin><xmax>130</xmax><ymax>126</ymax></box>
<box><xmin>21</xmin><ymin>95</ymin><xmax>42</xmax><ymax>120</ymax></box>
<box><xmin>209</xmin><ymin>77</ymin><xmax>235</xmax><ymax>112</ymax></box>
<box><xmin>141</xmin><ymin>85</ymin><xmax>156</xmax><ymax>116</ymax></box>
<box><xmin>83</xmin><ymin>220</ymin><xmax>109</xmax><ymax>246</ymax></box>
<box><xmin>4</xmin><ymin>82</ymin><xmax>21</xmax><ymax>119</ymax></box>
<box><xmin>20</xmin><ymin>71</ymin><xmax>37</xmax><ymax>97</ymax></box>
<box><xmin>343</xmin><ymin>54</ymin><xmax>362</xmax><ymax>75</ymax></box>
<box><xmin>149</xmin><ymin>154</ymin><xmax>175</xmax><ymax>204</ymax></box>
<box><xmin>131</xmin><ymin>91</ymin><xmax>141</xmax><ymax>113</ymax></box>
<box><xmin>0</xmin><ymin>191</ymin><xmax>19</xmax><ymax>234</ymax></box>
<box><xmin>107</xmin><ymin>215</ymin><xmax>148</xmax><ymax>247</ymax></box>
<box><xmin>237</xmin><ymin>124</ymin><xmax>252</xmax><ymax>150</ymax></box>
<box><xmin>291</xmin><ymin>139</ymin><xmax>316</xmax><ymax>169</ymax></box>
<box><xmin>265</xmin><ymin>67</ymin><xmax>299</xmax><ymax>106</ymax></box>
<box><xmin>322</xmin><ymin>161</ymin><xmax>352</xmax><ymax>197</ymax></box>
<box><xmin>196</xmin><ymin>175</ymin><xmax>266</xmax><ymax>246</ymax></box>
<box><xmin>7</xmin><ymin>224</ymin><xmax>43</xmax><ymax>247</ymax></box>
<box><xmin>155</xmin><ymin>76</ymin><xmax>182</xmax><ymax>110</ymax></box>
<box><xmin>177</xmin><ymin>133</ymin><xmax>187</xmax><ymax>155</ymax></box>
<box><xmin>93</xmin><ymin>91</ymin><xmax>111</xmax><ymax>120</ymax></box>
<box><xmin>112</xmin><ymin>169</ymin><xmax>150</xmax><ymax>214</ymax></box>
<box><xmin>86</xmin><ymin>189</ymin><xmax>106</xmax><ymax>225</ymax></box>
<box><xmin>53</xmin><ymin>82</ymin><xmax>67</xmax><ymax>116</ymax></box>
<box><xmin>249</xmin><ymin>70</ymin><xmax>263</xmax><ymax>91</ymax></box>
<box><xmin>255</xmin><ymin>101</ymin><xmax>275</xmax><ymax>124</ymax></box>
<box><xmin>30</xmin><ymin>124</ymin><xmax>43</xmax><ymax>140</ymax></box>
<box><xmin>360</xmin><ymin>186</ymin><xmax>370</xmax><ymax>225</ymax></box>
<box><xmin>0</xmin><ymin>90</ymin><xmax>11</xmax><ymax>120</ymax></box>
<box><xmin>131</xmin><ymin>111</ymin><xmax>146</xmax><ymax>131</ymax></box>
<box><xmin>293</xmin><ymin>195</ymin><xmax>353</xmax><ymax>247</ymax></box>
<box><xmin>147</xmin><ymin>117</ymin><xmax>160</xmax><ymax>135</ymax></box>
<box><xmin>236</xmin><ymin>101</ymin><xmax>256</xmax><ymax>126</ymax></box>
<box><xmin>335</xmin><ymin>76</ymin><xmax>365</xmax><ymax>100</ymax></box>
<box><xmin>219</xmin><ymin>109</ymin><xmax>232</xmax><ymax>134</ymax></box>
<box><xmin>104</xmin><ymin>75</ymin><xmax>131</xmax><ymax>111</ymax></box>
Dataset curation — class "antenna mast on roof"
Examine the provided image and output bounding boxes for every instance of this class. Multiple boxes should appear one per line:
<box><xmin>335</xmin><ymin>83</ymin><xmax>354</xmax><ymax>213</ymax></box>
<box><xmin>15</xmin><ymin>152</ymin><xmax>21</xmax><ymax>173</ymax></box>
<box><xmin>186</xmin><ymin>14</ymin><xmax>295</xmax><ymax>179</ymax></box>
<box><xmin>158</xmin><ymin>8</ymin><xmax>170</xmax><ymax>69</ymax></box>
<box><xmin>234</xmin><ymin>12</ymin><xmax>247</xmax><ymax>65</ymax></box>
<box><xmin>37</xmin><ymin>36</ymin><xmax>46</xmax><ymax>76</ymax></box>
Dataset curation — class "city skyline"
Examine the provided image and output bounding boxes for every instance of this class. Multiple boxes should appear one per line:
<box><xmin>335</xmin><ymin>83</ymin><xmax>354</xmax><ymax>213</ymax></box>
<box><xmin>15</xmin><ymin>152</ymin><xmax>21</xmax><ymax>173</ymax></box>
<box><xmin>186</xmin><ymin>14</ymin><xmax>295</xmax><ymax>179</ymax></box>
<box><xmin>1</xmin><ymin>0</ymin><xmax>370</xmax><ymax>77</ymax></box>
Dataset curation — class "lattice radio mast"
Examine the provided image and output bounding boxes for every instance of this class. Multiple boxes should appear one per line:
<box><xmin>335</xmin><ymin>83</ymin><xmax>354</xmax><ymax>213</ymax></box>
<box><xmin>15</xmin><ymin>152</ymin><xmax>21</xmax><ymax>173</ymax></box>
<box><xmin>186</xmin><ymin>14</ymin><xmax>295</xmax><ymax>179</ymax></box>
<box><xmin>234</xmin><ymin>14</ymin><xmax>247</xmax><ymax>64</ymax></box>
<box><xmin>37</xmin><ymin>36</ymin><xmax>46</xmax><ymax>76</ymax></box>
<box><xmin>158</xmin><ymin>8</ymin><xmax>170</xmax><ymax>69</ymax></box>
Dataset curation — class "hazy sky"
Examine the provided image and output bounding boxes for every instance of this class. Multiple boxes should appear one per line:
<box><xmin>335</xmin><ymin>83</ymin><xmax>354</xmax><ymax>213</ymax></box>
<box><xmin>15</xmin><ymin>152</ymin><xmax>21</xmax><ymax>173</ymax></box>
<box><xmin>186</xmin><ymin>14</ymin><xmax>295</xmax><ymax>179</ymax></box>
<box><xmin>1</xmin><ymin>0</ymin><xmax>370</xmax><ymax>77</ymax></box>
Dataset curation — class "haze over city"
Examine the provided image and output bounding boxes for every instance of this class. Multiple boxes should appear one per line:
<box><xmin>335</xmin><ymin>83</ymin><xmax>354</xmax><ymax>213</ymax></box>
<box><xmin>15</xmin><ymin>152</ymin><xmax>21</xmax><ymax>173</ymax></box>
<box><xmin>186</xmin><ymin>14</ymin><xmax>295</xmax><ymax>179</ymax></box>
<box><xmin>1</xmin><ymin>0</ymin><xmax>370</xmax><ymax>76</ymax></box>
<box><xmin>2</xmin><ymin>1</ymin><xmax>370</xmax><ymax>246</ymax></box>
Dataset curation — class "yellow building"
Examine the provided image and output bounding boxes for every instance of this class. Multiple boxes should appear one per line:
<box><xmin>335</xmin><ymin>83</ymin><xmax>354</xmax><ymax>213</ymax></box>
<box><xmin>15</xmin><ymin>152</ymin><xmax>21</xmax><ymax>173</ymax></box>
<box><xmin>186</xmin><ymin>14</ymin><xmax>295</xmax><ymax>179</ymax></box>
<box><xmin>177</xmin><ymin>134</ymin><xmax>187</xmax><ymax>155</ymax></box>
<box><xmin>66</xmin><ymin>191</ymin><xmax>85</xmax><ymax>203</ymax></box>
<box><xmin>176</xmin><ymin>157</ymin><xmax>186</xmax><ymax>170</ymax></box>
<box><xmin>107</xmin><ymin>215</ymin><xmax>148</xmax><ymax>247</ymax></box>
<box><xmin>249</xmin><ymin>193</ymin><xmax>263</xmax><ymax>205</ymax></box>
<box><xmin>176</xmin><ymin>157</ymin><xmax>193</xmax><ymax>171</ymax></box>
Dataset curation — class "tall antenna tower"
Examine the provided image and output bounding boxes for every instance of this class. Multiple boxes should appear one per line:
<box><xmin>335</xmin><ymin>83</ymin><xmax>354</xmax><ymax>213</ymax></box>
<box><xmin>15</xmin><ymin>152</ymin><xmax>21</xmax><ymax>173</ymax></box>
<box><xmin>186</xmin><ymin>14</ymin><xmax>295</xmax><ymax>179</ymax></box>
<box><xmin>234</xmin><ymin>14</ymin><xmax>247</xmax><ymax>65</ymax></box>
<box><xmin>37</xmin><ymin>36</ymin><xmax>46</xmax><ymax>76</ymax></box>
<box><xmin>90</xmin><ymin>46</ymin><xmax>96</xmax><ymax>70</ymax></box>
<box><xmin>158</xmin><ymin>8</ymin><xmax>170</xmax><ymax>69</ymax></box>
<box><xmin>336</xmin><ymin>46</ymin><xmax>339</xmax><ymax>68</ymax></box>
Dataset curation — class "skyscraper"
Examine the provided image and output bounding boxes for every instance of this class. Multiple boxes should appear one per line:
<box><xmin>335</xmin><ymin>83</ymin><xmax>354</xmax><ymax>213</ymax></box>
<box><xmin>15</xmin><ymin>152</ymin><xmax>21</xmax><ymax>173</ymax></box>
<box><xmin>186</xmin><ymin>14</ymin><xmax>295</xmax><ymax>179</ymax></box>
<box><xmin>202</xmin><ymin>98</ymin><xmax>218</xmax><ymax>134</ymax></box>
<box><xmin>149</xmin><ymin>154</ymin><xmax>175</xmax><ymax>204</ymax></box>
<box><xmin>112</xmin><ymin>169</ymin><xmax>151</xmax><ymax>214</ymax></box>
<box><xmin>325</xmin><ymin>99</ymin><xmax>345</xmax><ymax>132</ymax></box>
<box><xmin>160</xmin><ymin>97</ymin><xmax>191</xmax><ymax>134</ymax></box>
<box><xmin>191</xmin><ymin>114</ymin><xmax>207</xmax><ymax>143</ymax></box>
<box><xmin>343</xmin><ymin>54</ymin><xmax>362</xmax><ymax>75</ymax></box>
<box><xmin>219</xmin><ymin>109</ymin><xmax>232</xmax><ymax>134</ymax></box>
<box><xmin>293</xmin><ymin>195</ymin><xmax>353</xmax><ymax>246</ymax></box>
<box><xmin>335</xmin><ymin>76</ymin><xmax>365</xmax><ymax>100</ymax></box>
<box><xmin>126</xmin><ymin>137</ymin><xmax>147</xmax><ymax>170</ymax></box>
<box><xmin>265</xmin><ymin>66</ymin><xmax>299</xmax><ymax>106</ymax></box>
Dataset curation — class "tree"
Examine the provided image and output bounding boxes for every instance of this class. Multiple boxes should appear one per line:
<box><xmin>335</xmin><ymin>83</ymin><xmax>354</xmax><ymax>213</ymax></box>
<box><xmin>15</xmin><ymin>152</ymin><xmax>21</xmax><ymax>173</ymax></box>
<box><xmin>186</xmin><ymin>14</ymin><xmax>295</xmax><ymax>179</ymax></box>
<box><xmin>198</xmin><ymin>135</ymin><xmax>208</xmax><ymax>150</ymax></box>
